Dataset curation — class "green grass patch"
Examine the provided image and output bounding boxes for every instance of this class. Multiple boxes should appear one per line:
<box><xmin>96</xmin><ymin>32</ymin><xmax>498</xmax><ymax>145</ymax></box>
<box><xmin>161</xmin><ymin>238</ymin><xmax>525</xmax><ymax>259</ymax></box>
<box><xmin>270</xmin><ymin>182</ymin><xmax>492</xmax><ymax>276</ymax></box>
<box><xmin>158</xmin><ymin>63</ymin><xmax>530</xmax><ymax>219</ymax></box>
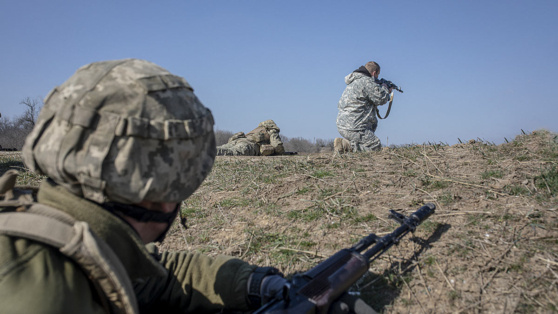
<box><xmin>287</xmin><ymin>208</ymin><xmax>322</xmax><ymax>222</ymax></box>
<box><xmin>431</xmin><ymin>181</ymin><xmax>449</xmax><ymax>189</ymax></box>
<box><xmin>0</xmin><ymin>153</ymin><xmax>45</xmax><ymax>186</ymax></box>
<box><xmin>262</xmin><ymin>203</ymin><xmax>281</xmax><ymax>216</ymax></box>
<box><xmin>535</xmin><ymin>166</ymin><xmax>558</xmax><ymax>196</ymax></box>
<box><xmin>245</xmin><ymin>229</ymin><xmax>291</xmax><ymax>255</ymax></box>
<box><xmin>298</xmin><ymin>240</ymin><xmax>317</xmax><ymax>249</ymax></box>
<box><xmin>403</xmin><ymin>169</ymin><xmax>417</xmax><ymax>177</ymax></box>
<box><xmin>505</xmin><ymin>184</ymin><xmax>531</xmax><ymax>196</ymax></box>
<box><xmin>481</xmin><ymin>169</ymin><xmax>504</xmax><ymax>180</ymax></box>
<box><xmin>352</xmin><ymin>213</ymin><xmax>378</xmax><ymax>223</ymax></box>
<box><xmin>499</xmin><ymin>212</ymin><xmax>519</xmax><ymax>222</ymax></box>
<box><xmin>423</xmin><ymin>256</ymin><xmax>436</xmax><ymax>266</ymax></box>
<box><xmin>514</xmin><ymin>155</ymin><xmax>531</xmax><ymax>161</ymax></box>
<box><xmin>296</xmin><ymin>186</ymin><xmax>311</xmax><ymax>195</ymax></box>
<box><xmin>312</xmin><ymin>170</ymin><xmax>334</xmax><ymax>178</ymax></box>
<box><xmin>181</xmin><ymin>206</ymin><xmax>208</xmax><ymax>219</ymax></box>
<box><xmin>438</xmin><ymin>192</ymin><xmax>455</xmax><ymax>205</ymax></box>
<box><xmin>218</xmin><ymin>197</ymin><xmax>250</xmax><ymax>209</ymax></box>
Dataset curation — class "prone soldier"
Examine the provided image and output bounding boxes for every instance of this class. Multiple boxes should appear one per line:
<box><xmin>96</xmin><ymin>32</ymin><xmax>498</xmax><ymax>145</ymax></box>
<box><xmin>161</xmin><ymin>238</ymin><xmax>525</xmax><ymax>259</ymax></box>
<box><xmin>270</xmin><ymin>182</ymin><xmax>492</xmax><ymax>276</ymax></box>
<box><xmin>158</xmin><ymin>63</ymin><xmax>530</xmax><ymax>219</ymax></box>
<box><xmin>217</xmin><ymin>120</ymin><xmax>285</xmax><ymax>156</ymax></box>
<box><xmin>0</xmin><ymin>59</ymin><xmax>373</xmax><ymax>313</ymax></box>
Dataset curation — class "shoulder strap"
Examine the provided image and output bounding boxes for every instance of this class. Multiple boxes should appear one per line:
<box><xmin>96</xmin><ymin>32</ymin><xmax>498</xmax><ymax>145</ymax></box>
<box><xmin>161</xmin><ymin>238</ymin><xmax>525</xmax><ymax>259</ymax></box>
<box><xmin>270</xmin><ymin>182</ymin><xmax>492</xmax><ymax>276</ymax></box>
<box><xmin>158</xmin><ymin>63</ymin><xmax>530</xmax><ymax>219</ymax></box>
<box><xmin>0</xmin><ymin>204</ymin><xmax>139</xmax><ymax>314</ymax></box>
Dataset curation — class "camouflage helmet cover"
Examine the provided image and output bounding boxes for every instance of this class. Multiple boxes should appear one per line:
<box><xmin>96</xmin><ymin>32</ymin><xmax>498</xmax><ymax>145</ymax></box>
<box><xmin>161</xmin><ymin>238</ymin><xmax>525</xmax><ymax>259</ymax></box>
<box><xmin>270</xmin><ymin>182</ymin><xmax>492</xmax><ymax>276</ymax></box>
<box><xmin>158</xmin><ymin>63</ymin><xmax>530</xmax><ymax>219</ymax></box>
<box><xmin>23</xmin><ymin>59</ymin><xmax>216</xmax><ymax>204</ymax></box>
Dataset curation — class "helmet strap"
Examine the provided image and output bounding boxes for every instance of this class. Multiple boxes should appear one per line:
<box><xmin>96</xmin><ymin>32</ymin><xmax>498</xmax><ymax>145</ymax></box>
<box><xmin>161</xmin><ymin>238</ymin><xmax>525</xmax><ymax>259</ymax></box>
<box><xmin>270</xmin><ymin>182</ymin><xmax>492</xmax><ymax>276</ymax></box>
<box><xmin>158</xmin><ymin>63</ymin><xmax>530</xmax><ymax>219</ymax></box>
<box><xmin>102</xmin><ymin>202</ymin><xmax>182</xmax><ymax>243</ymax></box>
<box><xmin>102</xmin><ymin>202</ymin><xmax>178</xmax><ymax>224</ymax></box>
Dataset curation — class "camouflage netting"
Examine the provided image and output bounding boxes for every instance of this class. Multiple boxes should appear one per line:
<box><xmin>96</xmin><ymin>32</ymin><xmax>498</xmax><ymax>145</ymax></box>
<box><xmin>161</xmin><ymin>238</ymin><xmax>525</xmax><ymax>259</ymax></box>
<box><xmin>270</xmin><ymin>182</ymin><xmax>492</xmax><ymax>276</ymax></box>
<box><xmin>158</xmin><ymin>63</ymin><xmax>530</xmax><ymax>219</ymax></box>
<box><xmin>22</xmin><ymin>59</ymin><xmax>216</xmax><ymax>204</ymax></box>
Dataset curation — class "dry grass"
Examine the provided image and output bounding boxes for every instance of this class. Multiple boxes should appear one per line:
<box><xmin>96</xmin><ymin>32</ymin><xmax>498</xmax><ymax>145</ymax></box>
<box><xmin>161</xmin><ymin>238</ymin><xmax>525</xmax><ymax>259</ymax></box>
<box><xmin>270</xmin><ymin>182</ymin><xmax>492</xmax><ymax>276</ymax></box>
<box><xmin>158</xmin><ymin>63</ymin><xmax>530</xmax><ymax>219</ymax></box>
<box><xmin>164</xmin><ymin>130</ymin><xmax>558</xmax><ymax>313</ymax></box>
<box><xmin>3</xmin><ymin>130</ymin><xmax>557</xmax><ymax>313</ymax></box>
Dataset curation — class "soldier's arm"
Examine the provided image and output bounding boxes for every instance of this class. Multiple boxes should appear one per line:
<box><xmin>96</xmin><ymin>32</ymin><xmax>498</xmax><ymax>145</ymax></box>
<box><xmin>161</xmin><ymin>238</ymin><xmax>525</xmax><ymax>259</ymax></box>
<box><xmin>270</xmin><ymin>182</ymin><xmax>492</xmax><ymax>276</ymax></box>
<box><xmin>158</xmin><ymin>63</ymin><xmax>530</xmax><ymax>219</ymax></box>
<box><xmin>364</xmin><ymin>78</ymin><xmax>391</xmax><ymax>106</ymax></box>
<box><xmin>143</xmin><ymin>245</ymin><xmax>257</xmax><ymax>312</ymax></box>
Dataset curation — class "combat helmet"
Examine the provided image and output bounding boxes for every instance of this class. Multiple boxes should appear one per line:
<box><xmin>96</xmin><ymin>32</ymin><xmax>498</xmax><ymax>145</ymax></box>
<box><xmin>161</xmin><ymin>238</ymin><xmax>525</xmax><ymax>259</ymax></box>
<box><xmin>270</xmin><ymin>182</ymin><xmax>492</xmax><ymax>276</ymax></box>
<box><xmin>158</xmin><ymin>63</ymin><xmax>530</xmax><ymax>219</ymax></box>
<box><xmin>23</xmin><ymin>59</ymin><xmax>216</xmax><ymax>205</ymax></box>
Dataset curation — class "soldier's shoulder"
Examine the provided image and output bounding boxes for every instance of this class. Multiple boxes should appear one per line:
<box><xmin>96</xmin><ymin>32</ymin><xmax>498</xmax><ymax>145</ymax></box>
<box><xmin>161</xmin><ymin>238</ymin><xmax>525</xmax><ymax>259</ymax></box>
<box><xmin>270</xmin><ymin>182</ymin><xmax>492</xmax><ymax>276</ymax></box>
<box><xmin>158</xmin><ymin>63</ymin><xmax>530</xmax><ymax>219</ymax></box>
<box><xmin>0</xmin><ymin>234</ymin><xmax>96</xmax><ymax>312</ymax></box>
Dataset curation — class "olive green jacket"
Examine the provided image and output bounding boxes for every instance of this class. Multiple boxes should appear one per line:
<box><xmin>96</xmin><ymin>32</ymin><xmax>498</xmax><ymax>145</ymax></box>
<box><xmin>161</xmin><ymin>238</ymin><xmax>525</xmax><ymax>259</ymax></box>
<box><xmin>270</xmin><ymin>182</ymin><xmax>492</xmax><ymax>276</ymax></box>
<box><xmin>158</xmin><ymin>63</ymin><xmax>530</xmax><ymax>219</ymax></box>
<box><xmin>0</xmin><ymin>180</ymin><xmax>256</xmax><ymax>313</ymax></box>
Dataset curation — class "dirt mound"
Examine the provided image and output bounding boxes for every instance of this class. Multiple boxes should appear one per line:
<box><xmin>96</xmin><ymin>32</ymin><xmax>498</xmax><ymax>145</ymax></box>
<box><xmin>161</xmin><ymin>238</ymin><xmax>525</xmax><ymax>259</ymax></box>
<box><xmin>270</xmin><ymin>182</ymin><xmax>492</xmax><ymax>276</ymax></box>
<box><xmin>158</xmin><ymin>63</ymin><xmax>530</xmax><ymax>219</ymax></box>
<box><xmin>162</xmin><ymin>130</ymin><xmax>557</xmax><ymax>313</ymax></box>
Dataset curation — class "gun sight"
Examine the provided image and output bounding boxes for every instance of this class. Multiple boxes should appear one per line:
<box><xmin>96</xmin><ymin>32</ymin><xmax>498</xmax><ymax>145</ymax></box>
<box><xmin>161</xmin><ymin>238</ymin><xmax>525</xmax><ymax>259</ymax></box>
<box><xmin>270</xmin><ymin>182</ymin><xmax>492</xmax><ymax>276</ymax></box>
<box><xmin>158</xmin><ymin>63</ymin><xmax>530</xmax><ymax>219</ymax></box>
<box><xmin>378</xmin><ymin>78</ymin><xmax>403</xmax><ymax>93</ymax></box>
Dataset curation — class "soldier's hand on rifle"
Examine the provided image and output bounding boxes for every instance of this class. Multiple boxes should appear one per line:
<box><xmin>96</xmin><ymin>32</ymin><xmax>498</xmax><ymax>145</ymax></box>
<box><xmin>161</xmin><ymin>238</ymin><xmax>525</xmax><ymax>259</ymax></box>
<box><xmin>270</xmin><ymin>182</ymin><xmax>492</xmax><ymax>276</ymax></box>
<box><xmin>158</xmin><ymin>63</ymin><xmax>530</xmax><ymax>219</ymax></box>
<box><xmin>251</xmin><ymin>269</ymin><xmax>377</xmax><ymax>313</ymax></box>
<box><xmin>253</xmin><ymin>272</ymin><xmax>377</xmax><ymax>313</ymax></box>
<box><xmin>252</xmin><ymin>205</ymin><xmax>434</xmax><ymax>314</ymax></box>
<box><xmin>260</xmin><ymin>274</ymin><xmax>287</xmax><ymax>303</ymax></box>
<box><xmin>247</xmin><ymin>267</ymin><xmax>286</xmax><ymax>308</ymax></box>
<box><xmin>328</xmin><ymin>293</ymin><xmax>377</xmax><ymax>314</ymax></box>
<box><xmin>381</xmin><ymin>82</ymin><xmax>393</xmax><ymax>93</ymax></box>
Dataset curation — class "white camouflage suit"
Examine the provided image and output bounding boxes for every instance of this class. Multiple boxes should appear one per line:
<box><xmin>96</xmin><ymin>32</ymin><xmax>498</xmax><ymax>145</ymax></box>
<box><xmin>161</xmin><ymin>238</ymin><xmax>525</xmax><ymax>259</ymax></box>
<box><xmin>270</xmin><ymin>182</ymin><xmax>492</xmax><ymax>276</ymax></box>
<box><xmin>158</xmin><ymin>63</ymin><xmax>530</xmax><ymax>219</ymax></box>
<box><xmin>336</xmin><ymin>71</ymin><xmax>391</xmax><ymax>151</ymax></box>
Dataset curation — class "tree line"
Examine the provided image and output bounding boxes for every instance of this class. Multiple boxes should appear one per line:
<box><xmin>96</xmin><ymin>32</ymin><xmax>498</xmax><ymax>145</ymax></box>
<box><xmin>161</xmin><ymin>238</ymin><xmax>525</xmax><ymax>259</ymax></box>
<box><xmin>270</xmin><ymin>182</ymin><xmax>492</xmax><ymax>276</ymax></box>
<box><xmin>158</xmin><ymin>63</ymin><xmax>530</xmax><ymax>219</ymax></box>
<box><xmin>1</xmin><ymin>97</ymin><xmax>333</xmax><ymax>153</ymax></box>
<box><xmin>215</xmin><ymin>129</ymin><xmax>334</xmax><ymax>154</ymax></box>
<box><xmin>0</xmin><ymin>97</ymin><xmax>41</xmax><ymax>150</ymax></box>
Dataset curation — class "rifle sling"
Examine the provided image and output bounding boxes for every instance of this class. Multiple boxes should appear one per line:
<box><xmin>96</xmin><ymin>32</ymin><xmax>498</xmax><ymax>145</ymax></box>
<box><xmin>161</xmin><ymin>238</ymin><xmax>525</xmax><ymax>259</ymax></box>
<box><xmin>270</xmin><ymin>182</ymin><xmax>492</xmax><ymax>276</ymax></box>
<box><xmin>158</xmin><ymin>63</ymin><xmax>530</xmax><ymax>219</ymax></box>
<box><xmin>376</xmin><ymin>92</ymin><xmax>394</xmax><ymax>120</ymax></box>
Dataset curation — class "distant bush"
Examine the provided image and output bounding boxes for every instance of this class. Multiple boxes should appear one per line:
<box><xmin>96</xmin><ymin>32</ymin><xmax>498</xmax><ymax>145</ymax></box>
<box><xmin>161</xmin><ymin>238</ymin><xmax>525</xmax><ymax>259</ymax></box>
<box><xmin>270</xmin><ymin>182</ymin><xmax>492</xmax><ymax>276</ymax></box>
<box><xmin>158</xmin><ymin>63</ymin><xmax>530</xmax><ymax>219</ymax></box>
<box><xmin>0</xmin><ymin>116</ymin><xmax>33</xmax><ymax>150</ymax></box>
<box><xmin>282</xmin><ymin>136</ymin><xmax>333</xmax><ymax>153</ymax></box>
<box><xmin>315</xmin><ymin>138</ymin><xmax>334</xmax><ymax>152</ymax></box>
<box><xmin>282</xmin><ymin>136</ymin><xmax>313</xmax><ymax>153</ymax></box>
<box><xmin>215</xmin><ymin>129</ymin><xmax>235</xmax><ymax>146</ymax></box>
<box><xmin>0</xmin><ymin>97</ymin><xmax>42</xmax><ymax>151</ymax></box>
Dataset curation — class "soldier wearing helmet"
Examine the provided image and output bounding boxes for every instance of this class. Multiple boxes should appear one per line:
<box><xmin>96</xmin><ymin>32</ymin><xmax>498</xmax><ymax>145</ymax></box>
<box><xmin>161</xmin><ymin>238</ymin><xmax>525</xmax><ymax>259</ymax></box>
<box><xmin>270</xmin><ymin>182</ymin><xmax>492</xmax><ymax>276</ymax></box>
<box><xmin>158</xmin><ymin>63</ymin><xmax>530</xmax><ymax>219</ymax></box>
<box><xmin>0</xmin><ymin>59</ymin><xmax>375</xmax><ymax>313</ymax></box>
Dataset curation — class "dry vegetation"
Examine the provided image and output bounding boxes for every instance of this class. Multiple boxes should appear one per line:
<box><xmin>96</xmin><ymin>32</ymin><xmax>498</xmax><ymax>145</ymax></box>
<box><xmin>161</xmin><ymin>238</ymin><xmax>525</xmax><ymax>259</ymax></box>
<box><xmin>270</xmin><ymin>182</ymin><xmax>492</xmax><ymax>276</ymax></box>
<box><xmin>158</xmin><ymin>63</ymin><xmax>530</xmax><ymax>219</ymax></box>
<box><xmin>2</xmin><ymin>130</ymin><xmax>557</xmax><ymax>313</ymax></box>
<box><xmin>214</xmin><ymin>129</ymin><xmax>334</xmax><ymax>154</ymax></box>
<box><xmin>0</xmin><ymin>97</ymin><xmax>41</xmax><ymax>150</ymax></box>
<box><xmin>166</xmin><ymin>130</ymin><xmax>558</xmax><ymax>313</ymax></box>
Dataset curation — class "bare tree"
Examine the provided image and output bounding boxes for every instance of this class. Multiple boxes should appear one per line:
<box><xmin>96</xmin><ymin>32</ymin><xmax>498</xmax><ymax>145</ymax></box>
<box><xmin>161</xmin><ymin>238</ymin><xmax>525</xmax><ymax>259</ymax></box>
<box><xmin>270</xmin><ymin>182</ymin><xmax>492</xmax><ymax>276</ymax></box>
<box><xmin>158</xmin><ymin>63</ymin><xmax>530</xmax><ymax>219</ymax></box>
<box><xmin>19</xmin><ymin>97</ymin><xmax>42</xmax><ymax>130</ymax></box>
<box><xmin>283</xmin><ymin>136</ymin><xmax>316</xmax><ymax>153</ymax></box>
<box><xmin>0</xmin><ymin>115</ymin><xmax>28</xmax><ymax>150</ymax></box>
<box><xmin>0</xmin><ymin>97</ymin><xmax>43</xmax><ymax>150</ymax></box>
<box><xmin>214</xmin><ymin>129</ymin><xmax>235</xmax><ymax>146</ymax></box>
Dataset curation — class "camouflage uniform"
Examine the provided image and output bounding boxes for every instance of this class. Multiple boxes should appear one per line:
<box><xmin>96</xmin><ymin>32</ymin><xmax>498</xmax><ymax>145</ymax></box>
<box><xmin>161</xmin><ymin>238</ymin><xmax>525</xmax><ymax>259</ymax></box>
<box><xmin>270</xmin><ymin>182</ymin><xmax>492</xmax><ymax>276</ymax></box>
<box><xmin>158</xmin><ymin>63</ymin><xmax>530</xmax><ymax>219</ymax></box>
<box><xmin>336</xmin><ymin>70</ymin><xmax>390</xmax><ymax>152</ymax></box>
<box><xmin>0</xmin><ymin>59</ymin><xmax>375</xmax><ymax>314</ymax></box>
<box><xmin>0</xmin><ymin>59</ymin><xmax>260</xmax><ymax>313</ymax></box>
<box><xmin>215</xmin><ymin>132</ymin><xmax>259</xmax><ymax>156</ymax></box>
<box><xmin>0</xmin><ymin>178</ymin><xmax>256</xmax><ymax>313</ymax></box>
<box><xmin>217</xmin><ymin>120</ymin><xmax>285</xmax><ymax>156</ymax></box>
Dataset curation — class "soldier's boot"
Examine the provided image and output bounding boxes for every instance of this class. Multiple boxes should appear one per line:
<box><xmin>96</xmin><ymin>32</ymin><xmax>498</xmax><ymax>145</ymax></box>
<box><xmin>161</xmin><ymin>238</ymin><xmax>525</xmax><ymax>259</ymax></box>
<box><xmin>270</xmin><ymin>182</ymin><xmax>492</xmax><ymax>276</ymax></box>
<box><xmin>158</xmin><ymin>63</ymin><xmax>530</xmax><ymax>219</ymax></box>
<box><xmin>334</xmin><ymin>138</ymin><xmax>351</xmax><ymax>154</ymax></box>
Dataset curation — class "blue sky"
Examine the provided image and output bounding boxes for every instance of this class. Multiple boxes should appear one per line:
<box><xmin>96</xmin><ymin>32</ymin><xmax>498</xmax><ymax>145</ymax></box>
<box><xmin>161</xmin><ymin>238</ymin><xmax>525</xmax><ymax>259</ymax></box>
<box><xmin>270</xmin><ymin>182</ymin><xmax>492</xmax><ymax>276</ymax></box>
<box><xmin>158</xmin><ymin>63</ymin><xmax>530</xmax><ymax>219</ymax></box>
<box><xmin>1</xmin><ymin>1</ymin><xmax>556</xmax><ymax>145</ymax></box>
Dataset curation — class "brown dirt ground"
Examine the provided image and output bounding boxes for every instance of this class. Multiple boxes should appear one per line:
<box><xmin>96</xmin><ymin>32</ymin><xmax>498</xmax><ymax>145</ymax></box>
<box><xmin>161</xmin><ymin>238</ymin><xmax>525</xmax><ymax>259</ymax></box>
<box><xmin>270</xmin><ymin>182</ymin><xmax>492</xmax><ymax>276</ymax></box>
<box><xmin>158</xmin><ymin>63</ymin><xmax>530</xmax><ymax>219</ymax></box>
<box><xmin>162</xmin><ymin>130</ymin><xmax>558</xmax><ymax>313</ymax></box>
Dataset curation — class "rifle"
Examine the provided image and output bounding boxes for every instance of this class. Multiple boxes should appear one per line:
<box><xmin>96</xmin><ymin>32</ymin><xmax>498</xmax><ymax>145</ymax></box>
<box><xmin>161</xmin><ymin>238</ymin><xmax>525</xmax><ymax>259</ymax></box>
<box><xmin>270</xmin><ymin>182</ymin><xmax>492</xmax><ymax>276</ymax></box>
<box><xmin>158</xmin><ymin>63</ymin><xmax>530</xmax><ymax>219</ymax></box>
<box><xmin>255</xmin><ymin>203</ymin><xmax>436</xmax><ymax>314</ymax></box>
<box><xmin>375</xmin><ymin>78</ymin><xmax>403</xmax><ymax>119</ymax></box>
<box><xmin>377</xmin><ymin>78</ymin><xmax>403</xmax><ymax>93</ymax></box>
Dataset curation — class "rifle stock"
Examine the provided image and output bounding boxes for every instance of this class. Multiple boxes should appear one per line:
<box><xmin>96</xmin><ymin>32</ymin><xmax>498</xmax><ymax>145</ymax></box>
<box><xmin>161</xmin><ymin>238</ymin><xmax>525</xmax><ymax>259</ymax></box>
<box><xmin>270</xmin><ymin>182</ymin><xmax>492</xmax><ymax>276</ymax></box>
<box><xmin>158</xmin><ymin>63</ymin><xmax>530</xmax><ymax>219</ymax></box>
<box><xmin>255</xmin><ymin>203</ymin><xmax>435</xmax><ymax>314</ymax></box>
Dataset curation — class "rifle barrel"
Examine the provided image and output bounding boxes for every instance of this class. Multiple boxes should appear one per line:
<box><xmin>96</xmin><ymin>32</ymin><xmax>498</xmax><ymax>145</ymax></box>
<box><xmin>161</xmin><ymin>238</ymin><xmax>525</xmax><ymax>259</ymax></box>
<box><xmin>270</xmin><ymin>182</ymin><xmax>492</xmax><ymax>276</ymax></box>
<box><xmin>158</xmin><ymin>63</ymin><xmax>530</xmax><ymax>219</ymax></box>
<box><xmin>362</xmin><ymin>203</ymin><xmax>435</xmax><ymax>260</ymax></box>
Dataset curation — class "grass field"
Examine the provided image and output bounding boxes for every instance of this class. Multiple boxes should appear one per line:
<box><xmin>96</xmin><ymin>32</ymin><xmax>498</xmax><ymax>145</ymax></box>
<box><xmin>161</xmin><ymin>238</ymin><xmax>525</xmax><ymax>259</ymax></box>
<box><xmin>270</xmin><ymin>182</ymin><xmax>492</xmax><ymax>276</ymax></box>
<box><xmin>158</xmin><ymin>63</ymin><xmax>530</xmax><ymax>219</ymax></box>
<box><xmin>2</xmin><ymin>130</ymin><xmax>557</xmax><ymax>313</ymax></box>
